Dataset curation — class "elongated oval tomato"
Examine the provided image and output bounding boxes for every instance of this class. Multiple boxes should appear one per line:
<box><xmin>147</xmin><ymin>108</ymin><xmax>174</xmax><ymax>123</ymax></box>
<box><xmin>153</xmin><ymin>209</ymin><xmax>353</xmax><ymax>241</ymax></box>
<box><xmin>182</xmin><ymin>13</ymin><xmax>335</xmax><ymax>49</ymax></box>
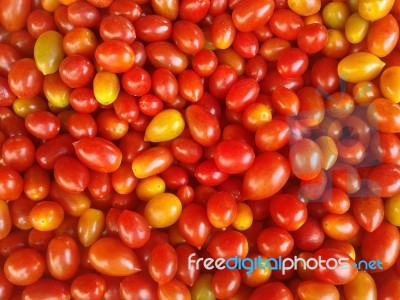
<box><xmin>226</xmin><ymin>78</ymin><xmax>260</xmax><ymax>112</ymax></box>
<box><xmin>380</xmin><ymin>66</ymin><xmax>400</xmax><ymax>104</ymax></box>
<box><xmin>367</xmin><ymin>98</ymin><xmax>400</xmax><ymax>133</ymax></box>
<box><xmin>0</xmin><ymin>0</ymin><xmax>31</xmax><ymax>32</ymax></box>
<box><xmin>74</xmin><ymin>137</ymin><xmax>122</xmax><ymax>173</ymax></box>
<box><xmin>185</xmin><ymin>104</ymin><xmax>221</xmax><ymax>147</ymax></box>
<box><xmin>144</xmin><ymin>109</ymin><xmax>185</xmax><ymax>142</ymax></box>
<box><xmin>358</xmin><ymin>0</ymin><xmax>395</xmax><ymax>21</ymax></box>
<box><xmin>214</xmin><ymin>139</ymin><xmax>255</xmax><ymax>174</ymax></box>
<box><xmin>88</xmin><ymin>237</ymin><xmax>141</xmax><ymax>276</ymax></box>
<box><xmin>95</xmin><ymin>40</ymin><xmax>134</xmax><ymax>73</ymax></box>
<box><xmin>34</xmin><ymin>30</ymin><xmax>64</xmax><ymax>75</ymax></box>
<box><xmin>361</xmin><ymin>222</ymin><xmax>400</xmax><ymax>271</ymax></box>
<box><xmin>337</xmin><ymin>52</ymin><xmax>385</xmax><ymax>83</ymax></box>
<box><xmin>243</xmin><ymin>152</ymin><xmax>290</xmax><ymax>200</ymax></box>
<box><xmin>117</xmin><ymin>210</ymin><xmax>150</xmax><ymax>249</ymax></box>
<box><xmin>367</xmin><ymin>14</ymin><xmax>399</xmax><ymax>57</ymax></box>
<box><xmin>313</xmin><ymin>248</ymin><xmax>358</xmax><ymax>285</ymax></box>
<box><xmin>46</xmin><ymin>235</ymin><xmax>80</xmax><ymax>281</ymax></box>
<box><xmin>146</xmin><ymin>41</ymin><xmax>188</xmax><ymax>74</ymax></box>
<box><xmin>132</xmin><ymin>146</ymin><xmax>174</xmax><ymax>179</ymax></box>
<box><xmin>232</xmin><ymin>0</ymin><xmax>275</xmax><ymax>32</ymax></box>
<box><xmin>144</xmin><ymin>193</ymin><xmax>182</xmax><ymax>228</ymax></box>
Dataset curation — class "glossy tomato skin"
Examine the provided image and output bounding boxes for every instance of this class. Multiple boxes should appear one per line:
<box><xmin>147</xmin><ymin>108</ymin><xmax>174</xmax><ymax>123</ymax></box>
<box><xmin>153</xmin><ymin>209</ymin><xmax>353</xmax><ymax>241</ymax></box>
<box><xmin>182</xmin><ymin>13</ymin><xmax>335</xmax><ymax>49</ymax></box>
<box><xmin>0</xmin><ymin>0</ymin><xmax>31</xmax><ymax>32</ymax></box>
<box><xmin>361</xmin><ymin>222</ymin><xmax>400</xmax><ymax>271</ymax></box>
<box><xmin>0</xmin><ymin>166</ymin><xmax>23</xmax><ymax>201</ymax></box>
<box><xmin>243</xmin><ymin>152</ymin><xmax>290</xmax><ymax>200</ymax></box>
<box><xmin>179</xmin><ymin>203</ymin><xmax>212</xmax><ymax>248</ymax></box>
<box><xmin>46</xmin><ymin>235</ymin><xmax>80</xmax><ymax>281</ymax></box>
<box><xmin>119</xmin><ymin>273</ymin><xmax>158</xmax><ymax>300</ymax></box>
<box><xmin>232</xmin><ymin>0</ymin><xmax>275</xmax><ymax>32</ymax></box>
<box><xmin>74</xmin><ymin>137</ymin><xmax>122</xmax><ymax>173</ymax></box>
<box><xmin>214</xmin><ymin>139</ymin><xmax>255</xmax><ymax>174</ymax></box>
<box><xmin>207</xmin><ymin>230</ymin><xmax>248</xmax><ymax>259</ymax></box>
<box><xmin>313</xmin><ymin>248</ymin><xmax>358</xmax><ymax>285</ymax></box>
<box><xmin>269</xmin><ymin>194</ymin><xmax>308</xmax><ymax>231</ymax></box>
<box><xmin>71</xmin><ymin>273</ymin><xmax>106</xmax><ymax>300</ymax></box>
<box><xmin>21</xmin><ymin>279</ymin><xmax>71</xmax><ymax>300</ymax></box>
<box><xmin>277</xmin><ymin>48</ymin><xmax>309</xmax><ymax>79</ymax></box>
<box><xmin>148</xmin><ymin>243</ymin><xmax>178</xmax><ymax>284</ymax></box>
<box><xmin>117</xmin><ymin>210</ymin><xmax>150</xmax><ymax>248</ymax></box>
<box><xmin>88</xmin><ymin>237</ymin><xmax>141</xmax><ymax>276</ymax></box>
<box><xmin>4</xmin><ymin>248</ymin><xmax>45</xmax><ymax>286</ymax></box>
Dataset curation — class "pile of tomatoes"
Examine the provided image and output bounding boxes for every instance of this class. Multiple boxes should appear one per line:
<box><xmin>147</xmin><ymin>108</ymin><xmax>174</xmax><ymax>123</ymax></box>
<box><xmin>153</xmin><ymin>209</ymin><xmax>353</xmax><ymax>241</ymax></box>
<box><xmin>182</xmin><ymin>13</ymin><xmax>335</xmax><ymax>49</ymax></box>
<box><xmin>1</xmin><ymin>0</ymin><xmax>400</xmax><ymax>298</ymax></box>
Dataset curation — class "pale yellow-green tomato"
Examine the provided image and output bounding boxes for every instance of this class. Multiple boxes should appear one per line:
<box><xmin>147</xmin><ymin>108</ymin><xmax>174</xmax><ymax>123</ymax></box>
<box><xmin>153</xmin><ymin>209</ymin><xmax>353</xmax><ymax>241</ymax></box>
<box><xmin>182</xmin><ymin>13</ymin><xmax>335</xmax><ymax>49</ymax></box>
<box><xmin>337</xmin><ymin>52</ymin><xmax>385</xmax><ymax>83</ymax></box>
<box><xmin>93</xmin><ymin>71</ymin><xmax>120</xmax><ymax>105</ymax></box>
<box><xmin>343</xmin><ymin>271</ymin><xmax>377</xmax><ymax>300</ymax></box>
<box><xmin>144</xmin><ymin>109</ymin><xmax>185</xmax><ymax>142</ymax></box>
<box><xmin>345</xmin><ymin>13</ymin><xmax>370</xmax><ymax>44</ymax></box>
<box><xmin>43</xmin><ymin>73</ymin><xmax>71</xmax><ymax>108</ymax></box>
<box><xmin>358</xmin><ymin>0</ymin><xmax>395</xmax><ymax>21</ymax></box>
<box><xmin>232</xmin><ymin>202</ymin><xmax>253</xmax><ymax>231</ymax></box>
<box><xmin>144</xmin><ymin>193</ymin><xmax>182</xmax><ymax>228</ymax></box>
<box><xmin>77</xmin><ymin>208</ymin><xmax>105</xmax><ymax>247</ymax></box>
<box><xmin>385</xmin><ymin>194</ymin><xmax>400</xmax><ymax>226</ymax></box>
<box><xmin>135</xmin><ymin>176</ymin><xmax>166</xmax><ymax>201</ymax></box>
<box><xmin>322</xmin><ymin>2</ymin><xmax>350</xmax><ymax>30</ymax></box>
<box><xmin>34</xmin><ymin>30</ymin><xmax>64</xmax><ymax>75</ymax></box>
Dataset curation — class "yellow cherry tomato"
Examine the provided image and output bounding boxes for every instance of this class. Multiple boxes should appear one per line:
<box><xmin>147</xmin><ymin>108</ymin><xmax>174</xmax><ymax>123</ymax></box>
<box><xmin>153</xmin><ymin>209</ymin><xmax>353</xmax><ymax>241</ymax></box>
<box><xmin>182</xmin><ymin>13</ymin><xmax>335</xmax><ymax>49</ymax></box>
<box><xmin>232</xmin><ymin>202</ymin><xmax>253</xmax><ymax>231</ymax></box>
<box><xmin>78</xmin><ymin>208</ymin><xmax>105</xmax><ymax>247</ymax></box>
<box><xmin>345</xmin><ymin>13</ymin><xmax>370</xmax><ymax>44</ymax></box>
<box><xmin>135</xmin><ymin>176</ymin><xmax>166</xmax><ymax>201</ymax></box>
<box><xmin>385</xmin><ymin>194</ymin><xmax>400</xmax><ymax>226</ymax></box>
<box><xmin>380</xmin><ymin>66</ymin><xmax>400</xmax><ymax>103</ymax></box>
<box><xmin>343</xmin><ymin>271</ymin><xmax>377</xmax><ymax>300</ymax></box>
<box><xmin>144</xmin><ymin>193</ymin><xmax>182</xmax><ymax>228</ymax></box>
<box><xmin>34</xmin><ymin>31</ymin><xmax>64</xmax><ymax>75</ymax></box>
<box><xmin>144</xmin><ymin>109</ymin><xmax>185</xmax><ymax>142</ymax></box>
<box><xmin>322</xmin><ymin>2</ymin><xmax>350</xmax><ymax>30</ymax></box>
<box><xmin>358</xmin><ymin>0</ymin><xmax>395</xmax><ymax>21</ymax></box>
<box><xmin>93</xmin><ymin>71</ymin><xmax>120</xmax><ymax>105</ymax></box>
<box><xmin>288</xmin><ymin>0</ymin><xmax>321</xmax><ymax>16</ymax></box>
<box><xmin>337</xmin><ymin>52</ymin><xmax>385</xmax><ymax>82</ymax></box>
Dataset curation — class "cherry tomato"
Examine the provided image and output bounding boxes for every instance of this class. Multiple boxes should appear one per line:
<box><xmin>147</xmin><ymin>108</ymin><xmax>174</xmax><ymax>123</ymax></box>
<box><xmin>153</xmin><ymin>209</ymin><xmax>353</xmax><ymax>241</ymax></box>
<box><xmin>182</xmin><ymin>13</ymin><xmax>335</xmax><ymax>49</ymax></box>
<box><xmin>4</xmin><ymin>248</ymin><xmax>45</xmax><ymax>286</ymax></box>
<box><xmin>243</xmin><ymin>152</ymin><xmax>290</xmax><ymax>200</ymax></box>
<box><xmin>88</xmin><ymin>237</ymin><xmax>141</xmax><ymax>276</ymax></box>
<box><xmin>149</xmin><ymin>243</ymin><xmax>178</xmax><ymax>284</ymax></box>
<box><xmin>269</xmin><ymin>194</ymin><xmax>308</xmax><ymax>231</ymax></box>
<box><xmin>46</xmin><ymin>235</ymin><xmax>80</xmax><ymax>281</ymax></box>
<box><xmin>361</xmin><ymin>222</ymin><xmax>400</xmax><ymax>271</ymax></box>
<box><xmin>117</xmin><ymin>210</ymin><xmax>150</xmax><ymax>248</ymax></box>
<box><xmin>74</xmin><ymin>137</ymin><xmax>122</xmax><ymax>173</ymax></box>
